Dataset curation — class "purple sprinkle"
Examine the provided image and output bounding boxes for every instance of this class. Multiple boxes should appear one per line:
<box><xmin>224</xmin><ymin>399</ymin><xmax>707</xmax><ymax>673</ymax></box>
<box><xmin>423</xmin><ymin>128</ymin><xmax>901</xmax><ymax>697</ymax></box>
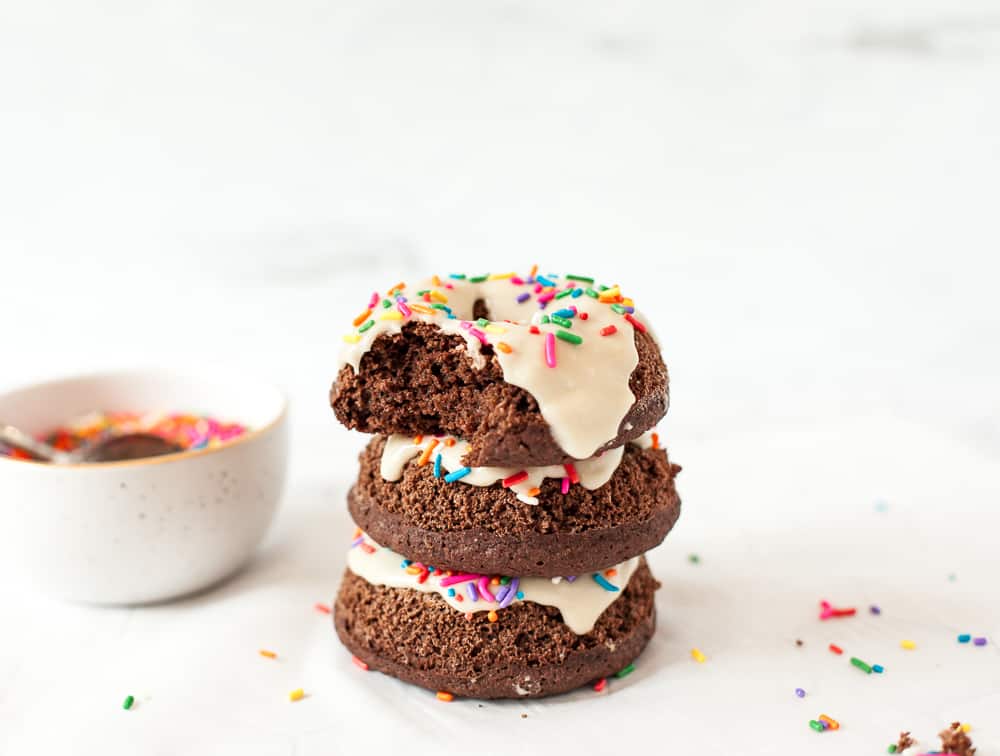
<box><xmin>494</xmin><ymin>583</ymin><xmax>511</xmax><ymax>605</ymax></box>
<box><xmin>516</xmin><ymin>292</ymin><xmax>531</xmax><ymax>303</ymax></box>
<box><xmin>498</xmin><ymin>578</ymin><xmax>519</xmax><ymax>609</ymax></box>
<box><xmin>350</xmin><ymin>536</ymin><xmax>364</xmax><ymax>548</ymax></box>
<box><xmin>870</xmin><ymin>605</ymin><xmax>881</xmax><ymax>615</ymax></box>
<box><xmin>466</xmin><ymin>582</ymin><xmax>479</xmax><ymax>602</ymax></box>
<box><xmin>974</xmin><ymin>637</ymin><xmax>988</xmax><ymax>646</ymax></box>
<box><xmin>794</xmin><ymin>688</ymin><xmax>805</xmax><ymax>698</ymax></box>
<box><xmin>564</xmin><ymin>575</ymin><xmax>577</xmax><ymax>583</ymax></box>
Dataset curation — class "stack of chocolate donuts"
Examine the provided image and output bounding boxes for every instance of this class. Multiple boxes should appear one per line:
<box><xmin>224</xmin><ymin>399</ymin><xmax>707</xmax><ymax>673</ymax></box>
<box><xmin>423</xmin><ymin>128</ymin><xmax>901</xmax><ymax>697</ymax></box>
<box><xmin>330</xmin><ymin>270</ymin><xmax>681</xmax><ymax>699</ymax></box>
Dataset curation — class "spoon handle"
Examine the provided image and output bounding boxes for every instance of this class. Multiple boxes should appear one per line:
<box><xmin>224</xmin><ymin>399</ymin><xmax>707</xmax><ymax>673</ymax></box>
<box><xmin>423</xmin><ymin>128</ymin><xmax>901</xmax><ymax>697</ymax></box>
<box><xmin>0</xmin><ymin>424</ymin><xmax>69</xmax><ymax>463</ymax></box>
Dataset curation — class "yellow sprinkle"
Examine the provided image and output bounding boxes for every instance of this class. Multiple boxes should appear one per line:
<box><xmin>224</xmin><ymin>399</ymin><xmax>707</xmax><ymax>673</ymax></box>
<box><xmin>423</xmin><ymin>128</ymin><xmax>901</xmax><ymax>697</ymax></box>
<box><xmin>484</xmin><ymin>324</ymin><xmax>506</xmax><ymax>334</ymax></box>
<box><xmin>622</xmin><ymin>297</ymin><xmax>634</xmax><ymax>307</ymax></box>
<box><xmin>962</xmin><ymin>723</ymin><xmax>972</xmax><ymax>733</ymax></box>
<box><xmin>405</xmin><ymin>566</ymin><xmax>422</xmax><ymax>575</ymax></box>
<box><xmin>436</xmin><ymin>690</ymin><xmax>454</xmax><ymax>702</ymax></box>
<box><xmin>289</xmin><ymin>688</ymin><xmax>305</xmax><ymax>702</ymax></box>
<box><xmin>342</xmin><ymin>334</ymin><xmax>361</xmax><ymax>343</ymax></box>
<box><xmin>379</xmin><ymin>310</ymin><xmax>404</xmax><ymax>321</ymax></box>
<box><xmin>409</xmin><ymin>303</ymin><xmax>436</xmax><ymax>315</ymax></box>
<box><xmin>691</xmin><ymin>648</ymin><xmax>706</xmax><ymax>663</ymax></box>
<box><xmin>429</xmin><ymin>290</ymin><xmax>448</xmax><ymax>304</ymax></box>
<box><xmin>496</xmin><ymin>342</ymin><xmax>513</xmax><ymax>354</ymax></box>
<box><xmin>259</xmin><ymin>649</ymin><xmax>277</xmax><ymax>659</ymax></box>
<box><xmin>900</xmin><ymin>640</ymin><xmax>917</xmax><ymax>650</ymax></box>
<box><xmin>488</xmin><ymin>272</ymin><xmax>516</xmax><ymax>280</ymax></box>
<box><xmin>488</xmin><ymin>610</ymin><xmax>498</xmax><ymax>623</ymax></box>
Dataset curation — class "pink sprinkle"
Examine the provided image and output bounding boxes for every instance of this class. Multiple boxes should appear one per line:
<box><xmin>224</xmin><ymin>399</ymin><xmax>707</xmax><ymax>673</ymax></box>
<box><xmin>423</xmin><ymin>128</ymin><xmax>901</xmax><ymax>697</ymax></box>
<box><xmin>544</xmin><ymin>332</ymin><xmax>557</xmax><ymax>368</ymax></box>
<box><xmin>368</xmin><ymin>291</ymin><xmax>379</xmax><ymax>308</ymax></box>
<box><xmin>459</xmin><ymin>321</ymin><xmax>472</xmax><ymax>330</ymax></box>
<box><xmin>561</xmin><ymin>477</ymin><xmax>570</xmax><ymax>494</ymax></box>
<box><xmin>534</xmin><ymin>283</ymin><xmax>542</xmax><ymax>293</ymax></box>
<box><xmin>511</xmin><ymin>276</ymin><xmax>524</xmax><ymax>285</ymax></box>
<box><xmin>478</xmin><ymin>577</ymin><xmax>496</xmax><ymax>602</ymax></box>
<box><xmin>468</xmin><ymin>327</ymin><xmax>488</xmax><ymax>344</ymax></box>
<box><xmin>537</xmin><ymin>291</ymin><xmax>556</xmax><ymax>304</ymax></box>
<box><xmin>397</xmin><ymin>301</ymin><xmax>412</xmax><ymax>317</ymax></box>
<box><xmin>439</xmin><ymin>573</ymin><xmax>483</xmax><ymax>587</ymax></box>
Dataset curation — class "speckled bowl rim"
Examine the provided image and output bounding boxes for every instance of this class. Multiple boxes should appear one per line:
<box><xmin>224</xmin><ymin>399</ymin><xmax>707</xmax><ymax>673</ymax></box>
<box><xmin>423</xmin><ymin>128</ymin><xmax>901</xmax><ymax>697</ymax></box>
<box><xmin>0</xmin><ymin>368</ymin><xmax>288</xmax><ymax>472</ymax></box>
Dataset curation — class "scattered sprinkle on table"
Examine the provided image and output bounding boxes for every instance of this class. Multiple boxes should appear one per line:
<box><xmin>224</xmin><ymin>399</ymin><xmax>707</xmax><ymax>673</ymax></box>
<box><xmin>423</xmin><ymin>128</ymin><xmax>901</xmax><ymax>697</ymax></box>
<box><xmin>314</xmin><ymin>603</ymin><xmax>332</xmax><ymax>614</ymax></box>
<box><xmin>122</xmin><ymin>695</ymin><xmax>134</xmax><ymax>711</ymax></box>
<box><xmin>259</xmin><ymin>649</ymin><xmax>277</xmax><ymax>659</ymax></box>
<box><xmin>688</xmin><ymin>554</ymin><xmax>700</xmax><ymax>564</ymax></box>
<box><xmin>795</xmin><ymin>688</ymin><xmax>806</xmax><ymax>698</ymax></box>
<box><xmin>289</xmin><ymin>688</ymin><xmax>305</xmax><ymax>702</ymax></box>
<box><xmin>829</xmin><ymin>643</ymin><xmax>843</xmax><ymax>655</ymax></box>
<box><xmin>872</xmin><ymin>664</ymin><xmax>884</xmax><ymax>674</ymax></box>
<box><xmin>958</xmin><ymin>633</ymin><xmax>971</xmax><ymax>643</ymax></box>
<box><xmin>870</xmin><ymin>605</ymin><xmax>881</xmax><ymax>615</ymax></box>
<box><xmin>593</xmin><ymin>677</ymin><xmax>608</xmax><ymax>692</ymax></box>
<box><xmin>690</xmin><ymin>648</ymin><xmax>706</xmax><ymax>663</ymax></box>
<box><xmin>436</xmin><ymin>691</ymin><xmax>454</xmax><ymax>702</ymax></box>
<box><xmin>850</xmin><ymin>656</ymin><xmax>873</xmax><ymax>674</ymax></box>
<box><xmin>973</xmin><ymin>637</ymin><xmax>988</xmax><ymax>646</ymax></box>
<box><xmin>900</xmin><ymin>639</ymin><xmax>917</xmax><ymax>650</ymax></box>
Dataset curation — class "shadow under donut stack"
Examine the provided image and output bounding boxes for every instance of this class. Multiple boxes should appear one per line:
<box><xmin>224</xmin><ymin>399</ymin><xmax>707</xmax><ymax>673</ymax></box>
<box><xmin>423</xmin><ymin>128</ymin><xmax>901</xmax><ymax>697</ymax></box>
<box><xmin>330</xmin><ymin>269</ymin><xmax>682</xmax><ymax>699</ymax></box>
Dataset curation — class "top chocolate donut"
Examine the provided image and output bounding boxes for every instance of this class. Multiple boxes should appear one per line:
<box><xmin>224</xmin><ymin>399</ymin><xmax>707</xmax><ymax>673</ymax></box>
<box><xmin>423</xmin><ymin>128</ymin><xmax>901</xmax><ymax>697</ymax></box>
<box><xmin>331</xmin><ymin>270</ymin><xmax>669</xmax><ymax>467</ymax></box>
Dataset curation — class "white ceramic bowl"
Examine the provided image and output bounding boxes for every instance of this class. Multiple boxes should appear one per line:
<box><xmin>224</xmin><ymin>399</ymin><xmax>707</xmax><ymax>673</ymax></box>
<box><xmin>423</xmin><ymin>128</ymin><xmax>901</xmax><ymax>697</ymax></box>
<box><xmin>0</xmin><ymin>368</ymin><xmax>288</xmax><ymax>604</ymax></box>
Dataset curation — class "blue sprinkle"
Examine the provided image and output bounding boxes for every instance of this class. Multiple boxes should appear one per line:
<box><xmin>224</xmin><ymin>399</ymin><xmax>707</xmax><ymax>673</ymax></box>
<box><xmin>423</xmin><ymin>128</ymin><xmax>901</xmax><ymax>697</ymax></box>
<box><xmin>536</xmin><ymin>275</ymin><xmax>556</xmax><ymax>287</ymax></box>
<box><xmin>449</xmin><ymin>273</ymin><xmax>465</xmax><ymax>279</ymax></box>
<box><xmin>400</xmin><ymin>560</ymin><xmax>411</xmax><ymax>568</ymax></box>
<box><xmin>872</xmin><ymin>664</ymin><xmax>884</xmax><ymax>674</ymax></box>
<box><xmin>447</xmin><ymin>588</ymin><xmax>456</xmax><ymax>597</ymax></box>
<box><xmin>427</xmin><ymin>566</ymin><xmax>435</xmax><ymax>573</ymax></box>
<box><xmin>553</xmin><ymin>308</ymin><xmax>575</xmax><ymax>318</ymax></box>
<box><xmin>445</xmin><ymin>467</ymin><xmax>472</xmax><ymax>483</ymax></box>
<box><xmin>515</xmin><ymin>591</ymin><xmax>524</xmax><ymax>600</ymax></box>
<box><xmin>571</xmin><ymin>288</ymin><xmax>582</xmax><ymax>298</ymax></box>
<box><xmin>958</xmin><ymin>634</ymin><xmax>971</xmax><ymax>643</ymax></box>
<box><xmin>516</xmin><ymin>292</ymin><xmax>531</xmax><ymax>303</ymax></box>
<box><xmin>433</xmin><ymin>453</ymin><xmax>442</xmax><ymax>478</ymax></box>
<box><xmin>592</xmin><ymin>573</ymin><xmax>620</xmax><ymax>592</ymax></box>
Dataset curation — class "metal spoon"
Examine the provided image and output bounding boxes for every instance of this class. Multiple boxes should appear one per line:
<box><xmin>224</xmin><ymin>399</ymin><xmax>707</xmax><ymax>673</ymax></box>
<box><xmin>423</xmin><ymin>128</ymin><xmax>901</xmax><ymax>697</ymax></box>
<box><xmin>0</xmin><ymin>423</ymin><xmax>183</xmax><ymax>464</ymax></box>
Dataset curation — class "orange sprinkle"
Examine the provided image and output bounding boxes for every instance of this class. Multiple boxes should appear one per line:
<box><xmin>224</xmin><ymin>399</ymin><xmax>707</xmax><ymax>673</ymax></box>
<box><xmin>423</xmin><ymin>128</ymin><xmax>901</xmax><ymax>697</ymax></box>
<box><xmin>651</xmin><ymin>432</ymin><xmax>660</xmax><ymax>450</ymax></box>
<box><xmin>455</xmin><ymin>593</ymin><xmax>464</xmax><ymax>602</ymax></box>
<box><xmin>529</xmin><ymin>264</ymin><xmax>538</xmax><ymax>278</ymax></box>
<box><xmin>436</xmin><ymin>691</ymin><xmax>455</xmax><ymax>702</ymax></box>
<box><xmin>496</xmin><ymin>341</ymin><xmax>513</xmax><ymax>354</ymax></box>
<box><xmin>386</xmin><ymin>281</ymin><xmax>405</xmax><ymax>295</ymax></box>
<box><xmin>259</xmin><ymin>649</ymin><xmax>277</xmax><ymax>659</ymax></box>
<box><xmin>429</xmin><ymin>290</ymin><xmax>448</xmax><ymax>304</ymax></box>
<box><xmin>314</xmin><ymin>603</ymin><xmax>332</xmax><ymax>614</ymax></box>
<box><xmin>488</xmin><ymin>610</ymin><xmax>498</xmax><ymax>623</ymax></box>
<box><xmin>353</xmin><ymin>526</ymin><xmax>362</xmax><ymax>538</ymax></box>
<box><xmin>409</xmin><ymin>303</ymin><xmax>435</xmax><ymax>315</ymax></box>
<box><xmin>417</xmin><ymin>438</ymin><xmax>440</xmax><ymax>466</ymax></box>
<box><xmin>432</xmin><ymin>275</ymin><xmax>442</xmax><ymax>286</ymax></box>
<box><xmin>491</xmin><ymin>577</ymin><xmax>500</xmax><ymax>586</ymax></box>
<box><xmin>352</xmin><ymin>309</ymin><xmax>372</xmax><ymax>327</ymax></box>
<box><xmin>444</xmin><ymin>438</ymin><xmax>456</xmax><ymax>447</ymax></box>
<box><xmin>605</xmin><ymin>568</ymin><xmax>618</xmax><ymax>578</ymax></box>
<box><xmin>351</xmin><ymin>655</ymin><xmax>369</xmax><ymax>671</ymax></box>
<box><xmin>527</xmin><ymin>487</ymin><xmax>541</xmax><ymax>497</ymax></box>
<box><xmin>413</xmin><ymin>435</ymin><xmax>423</xmax><ymax>445</ymax></box>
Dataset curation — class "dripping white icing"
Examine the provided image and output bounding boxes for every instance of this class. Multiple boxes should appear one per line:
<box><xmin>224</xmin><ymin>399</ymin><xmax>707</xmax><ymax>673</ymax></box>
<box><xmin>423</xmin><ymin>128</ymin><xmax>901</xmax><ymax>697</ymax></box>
<box><xmin>379</xmin><ymin>434</ymin><xmax>625</xmax><ymax>505</ymax></box>
<box><xmin>346</xmin><ymin>535</ymin><xmax>639</xmax><ymax>635</ymax></box>
<box><xmin>337</xmin><ymin>274</ymin><xmax>646</xmax><ymax>460</ymax></box>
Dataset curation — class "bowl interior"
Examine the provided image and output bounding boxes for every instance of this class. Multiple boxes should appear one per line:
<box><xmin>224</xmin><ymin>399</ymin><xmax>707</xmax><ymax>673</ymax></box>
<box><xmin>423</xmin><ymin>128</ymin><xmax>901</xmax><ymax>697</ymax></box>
<box><xmin>0</xmin><ymin>368</ymin><xmax>285</xmax><ymax>437</ymax></box>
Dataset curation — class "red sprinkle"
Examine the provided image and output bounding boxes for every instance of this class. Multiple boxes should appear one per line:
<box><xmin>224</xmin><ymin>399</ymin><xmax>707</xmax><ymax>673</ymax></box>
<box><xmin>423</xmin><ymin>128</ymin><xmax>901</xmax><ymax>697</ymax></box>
<box><xmin>593</xmin><ymin>677</ymin><xmax>608</xmax><ymax>692</ymax></box>
<box><xmin>579</xmin><ymin>312</ymin><xmax>589</xmax><ymax>320</ymax></box>
<box><xmin>314</xmin><ymin>603</ymin><xmax>332</xmax><ymax>614</ymax></box>
<box><xmin>564</xmin><ymin>462</ymin><xmax>580</xmax><ymax>484</ymax></box>
<box><xmin>351</xmin><ymin>655</ymin><xmax>369</xmax><ymax>671</ymax></box>
<box><xmin>624</xmin><ymin>313</ymin><xmax>646</xmax><ymax>333</ymax></box>
<box><xmin>502</xmin><ymin>471</ymin><xmax>529</xmax><ymax>487</ymax></box>
<box><xmin>529</xmin><ymin>325</ymin><xmax>540</xmax><ymax>335</ymax></box>
<box><xmin>360</xmin><ymin>542</ymin><xmax>376</xmax><ymax>554</ymax></box>
<box><xmin>829</xmin><ymin>643</ymin><xmax>843</xmax><ymax>655</ymax></box>
<box><xmin>600</xmin><ymin>325</ymin><xmax>617</xmax><ymax>337</ymax></box>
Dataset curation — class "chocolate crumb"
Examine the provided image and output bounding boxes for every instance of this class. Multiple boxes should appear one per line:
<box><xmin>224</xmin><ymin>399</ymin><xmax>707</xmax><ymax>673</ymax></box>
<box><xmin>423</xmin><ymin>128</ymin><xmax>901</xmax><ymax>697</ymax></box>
<box><xmin>896</xmin><ymin>732</ymin><xmax>914</xmax><ymax>751</ymax></box>
<box><xmin>795</xmin><ymin>639</ymin><xmax>803</xmax><ymax>647</ymax></box>
<box><xmin>939</xmin><ymin>722</ymin><xmax>975</xmax><ymax>756</ymax></box>
<box><xmin>521</xmin><ymin>713</ymin><xmax>528</xmax><ymax>719</ymax></box>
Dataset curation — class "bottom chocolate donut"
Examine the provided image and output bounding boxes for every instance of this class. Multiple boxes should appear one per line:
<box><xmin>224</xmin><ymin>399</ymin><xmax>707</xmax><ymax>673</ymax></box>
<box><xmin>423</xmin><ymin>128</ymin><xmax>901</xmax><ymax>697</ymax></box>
<box><xmin>334</xmin><ymin>558</ymin><xmax>660</xmax><ymax>699</ymax></box>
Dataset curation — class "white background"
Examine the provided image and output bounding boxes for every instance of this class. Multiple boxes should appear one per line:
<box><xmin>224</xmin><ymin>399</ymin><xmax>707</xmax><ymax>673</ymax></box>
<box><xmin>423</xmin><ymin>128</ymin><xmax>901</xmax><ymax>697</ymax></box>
<box><xmin>1</xmin><ymin>1</ymin><xmax>998</xmax><ymax>754</ymax></box>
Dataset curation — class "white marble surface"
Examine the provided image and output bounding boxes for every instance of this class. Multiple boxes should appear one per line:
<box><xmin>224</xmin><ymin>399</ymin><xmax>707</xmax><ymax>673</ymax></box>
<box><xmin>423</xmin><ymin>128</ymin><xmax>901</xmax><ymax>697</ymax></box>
<box><xmin>1</xmin><ymin>1</ymin><xmax>999</xmax><ymax>754</ymax></box>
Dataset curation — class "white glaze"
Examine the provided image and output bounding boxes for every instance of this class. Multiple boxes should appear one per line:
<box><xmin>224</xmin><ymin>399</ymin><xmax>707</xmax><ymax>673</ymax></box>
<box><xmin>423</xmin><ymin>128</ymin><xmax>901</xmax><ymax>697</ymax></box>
<box><xmin>379</xmin><ymin>433</ymin><xmax>624</xmax><ymax>505</ymax></box>
<box><xmin>338</xmin><ymin>274</ymin><xmax>646</xmax><ymax>460</ymax></box>
<box><xmin>346</xmin><ymin>535</ymin><xmax>639</xmax><ymax>634</ymax></box>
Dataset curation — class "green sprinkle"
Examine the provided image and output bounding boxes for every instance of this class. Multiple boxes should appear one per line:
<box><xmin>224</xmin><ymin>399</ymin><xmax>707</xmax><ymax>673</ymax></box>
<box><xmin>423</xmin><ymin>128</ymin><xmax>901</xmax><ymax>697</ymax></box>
<box><xmin>549</xmin><ymin>315</ymin><xmax>572</xmax><ymax>328</ymax></box>
<box><xmin>382</xmin><ymin>299</ymin><xmax>392</xmax><ymax>308</ymax></box>
<box><xmin>430</xmin><ymin>303</ymin><xmax>450</xmax><ymax>311</ymax></box>
<box><xmin>476</xmin><ymin>318</ymin><xmax>489</xmax><ymax>327</ymax></box>
<box><xmin>358</xmin><ymin>319</ymin><xmax>375</xmax><ymax>333</ymax></box>
<box><xmin>598</xmin><ymin>284</ymin><xmax>609</xmax><ymax>291</ymax></box>
<box><xmin>809</xmin><ymin>720</ymin><xmax>824</xmax><ymax>733</ymax></box>
<box><xmin>417</xmin><ymin>289</ymin><xmax>429</xmax><ymax>296</ymax></box>
<box><xmin>566</xmin><ymin>274</ymin><xmax>594</xmax><ymax>283</ymax></box>
<box><xmin>850</xmin><ymin>656</ymin><xmax>873</xmax><ymax>674</ymax></box>
<box><xmin>888</xmin><ymin>745</ymin><xmax>898</xmax><ymax>754</ymax></box>
<box><xmin>123</xmin><ymin>695</ymin><xmax>134</xmax><ymax>710</ymax></box>
<box><xmin>688</xmin><ymin>554</ymin><xmax>700</xmax><ymax>564</ymax></box>
<box><xmin>614</xmin><ymin>663</ymin><xmax>635</xmax><ymax>678</ymax></box>
<box><xmin>540</xmin><ymin>315</ymin><xmax>550</xmax><ymax>324</ymax></box>
<box><xmin>610</xmin><ymin>303</ymin><xmax>627</xmax><ymax>314</ymax></box>
<box><xmin>468</xmin><ymin>274</ymin><xmax>489</xmax><ymax>283</ymax></box>
<box><xmin>584</xmin><ymin>287</ymin><xmax>599</xmax><ymax>299</ymax></box>
<box><xmin>500</xmin><ymin>576</ymin><xmax>511</xmax><ymax>585</ymax></box>
<box><xmin>556</xmin><ymin>330</ymin><xmax>582</xmax><ymax>345</ymax></box>
<box><xmin>555</xmin><ymin>289</ymin><xmax>574</xmax><ymax>299</ymax></box>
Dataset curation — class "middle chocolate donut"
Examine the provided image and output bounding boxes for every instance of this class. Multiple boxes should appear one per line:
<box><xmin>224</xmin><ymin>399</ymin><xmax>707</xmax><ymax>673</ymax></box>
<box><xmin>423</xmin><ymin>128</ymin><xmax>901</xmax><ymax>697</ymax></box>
<box><xmin>348</xmin><ymin>433</ymin><xmax>682</xmax><ymax>577</ymax></box>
